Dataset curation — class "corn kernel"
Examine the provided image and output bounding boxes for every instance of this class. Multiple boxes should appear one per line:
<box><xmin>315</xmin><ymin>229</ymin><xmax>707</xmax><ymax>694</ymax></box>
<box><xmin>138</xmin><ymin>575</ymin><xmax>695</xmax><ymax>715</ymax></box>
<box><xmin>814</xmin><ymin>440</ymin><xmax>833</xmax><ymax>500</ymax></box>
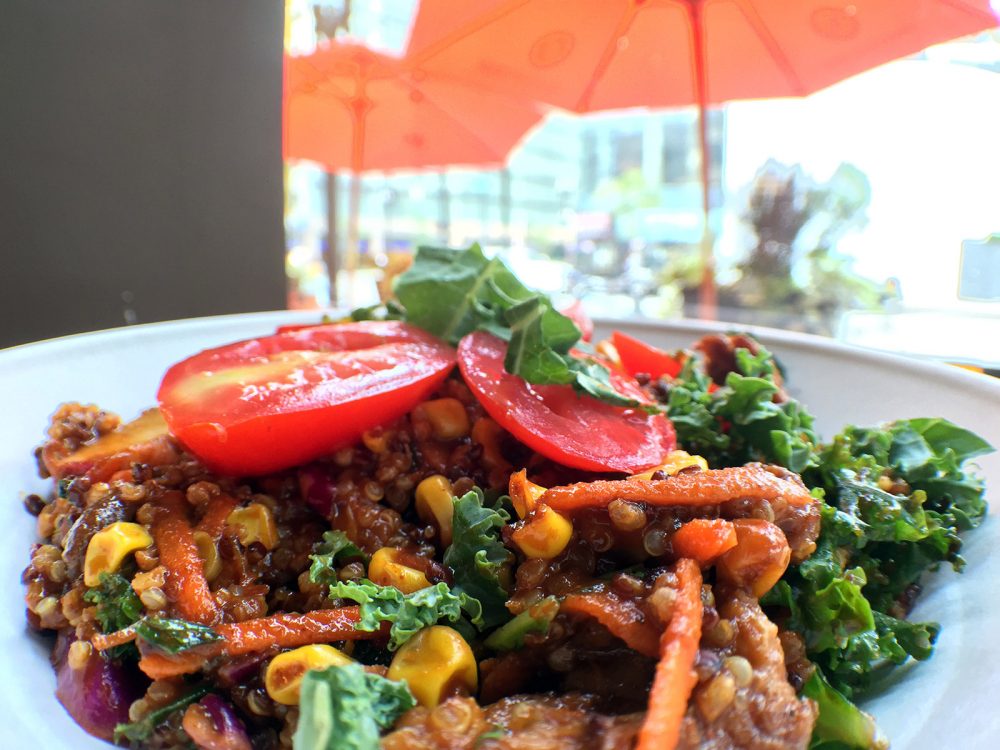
<box><xmin>415</xmin><ymin>475</ymin><xmax>454</xmax><ymax>546</ymax></box>
<box><xmin>508</xmin><ymin>469</ymin><xmax>547</xmax><ymax>519</ymax></box>
<box><xmin>511</xmin><ymin>505</ymin><xmax>573</xmax><ymax>560</ymax></box>
<box><xmin>362</xmin><ymin>428</ymin><xmax>390</xmax><ymax>454</ymax></box>
<box><xmin>415</xmin><ymin>398</ymin><xmax>470</xmax><ymax>441</ymax></box>
<box><xmin>265</xmin><ymin>645</ymin><xmax>353</xmax><ymax>705</ymax></box>
<box><xmin>387</xmin><ymin>626</ymin><xmax>477</xmax><ymax>708</ymax></box>
<box><xmin>630</xmin><ymin>450</ymin><xmax>709</xmax><ymax>480</ymax></box>
<box><xmin>84</xmin><ymin>522</ymin><xmax>153</xmax><ymax>587</ymax></box>
<box><xmin>192</xmin><ymin>531</ymin><xmax>222</xmax><ymax>581</ymax></box>
<box><xmin>471</xmin><ymin>418</ymin><xmax>509</xmax><ymax>471</ymax></box>
<box><xmin>369</xmin><ymin>547</ymin><xmax>431</xmax><ymax>594</ymax></box>
<box><xmin>227</xmin><ymin>504</ymin><xmax>279</xmax><ymax>551</ymax></box>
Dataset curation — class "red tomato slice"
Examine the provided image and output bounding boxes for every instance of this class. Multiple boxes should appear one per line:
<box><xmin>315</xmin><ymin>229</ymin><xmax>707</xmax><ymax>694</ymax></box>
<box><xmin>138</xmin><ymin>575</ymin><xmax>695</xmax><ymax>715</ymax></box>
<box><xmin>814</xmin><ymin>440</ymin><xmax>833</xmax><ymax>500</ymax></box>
<box><xmin>458</xmin><ymin>332</ymin><xmax>676</xmax><ymax>473</ymax></box>
<box><xmin>560</xmin><ymin>300</ymin><xmax>594</xmax><ymax>343</ymax></box>
<box><xmin>157</xmin><ymin>322</ymin><xmax>455</xmax><ymax>476</ymax></box>
<box><xmin>612</xmin><ymin>331</ymin><xmax>684</xmax><ymax>380</ymax></box>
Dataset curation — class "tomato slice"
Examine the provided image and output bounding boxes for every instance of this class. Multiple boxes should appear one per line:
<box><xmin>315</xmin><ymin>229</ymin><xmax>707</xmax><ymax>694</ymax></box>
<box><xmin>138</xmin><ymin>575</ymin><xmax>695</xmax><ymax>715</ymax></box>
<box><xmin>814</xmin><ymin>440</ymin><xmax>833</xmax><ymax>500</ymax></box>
<box><xmin>457</xmin><ymin>332</ymin><xmax>676</xmax><ymax>473</ymax></box>
<box><xmin>560</xmin><ymin>300</ymin><xmax>594</xmax><ymax>343</ymax></box>
<box><xmin>43</xmin><ymin>408</ymin><xmax>177</xmax><ymax>482</ymax></box>
<box><xmin>612</xmin><ymin>331</ymin><xmax>684</xmax><ymax>380</ymax></box>
<box><xmin>157</xmin><ymin>321</ymin><xmax>455</xmax><ymax>476</ymax></box>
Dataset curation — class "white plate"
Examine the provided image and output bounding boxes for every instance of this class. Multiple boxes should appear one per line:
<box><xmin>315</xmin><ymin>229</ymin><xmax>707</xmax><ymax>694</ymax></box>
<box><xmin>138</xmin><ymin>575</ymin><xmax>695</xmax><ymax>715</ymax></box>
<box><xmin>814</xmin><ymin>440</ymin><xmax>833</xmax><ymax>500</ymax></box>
<box><xmin>1</xmin><ymin>312</ymin><xmax>998</xmax><ymax>748</ymax></box>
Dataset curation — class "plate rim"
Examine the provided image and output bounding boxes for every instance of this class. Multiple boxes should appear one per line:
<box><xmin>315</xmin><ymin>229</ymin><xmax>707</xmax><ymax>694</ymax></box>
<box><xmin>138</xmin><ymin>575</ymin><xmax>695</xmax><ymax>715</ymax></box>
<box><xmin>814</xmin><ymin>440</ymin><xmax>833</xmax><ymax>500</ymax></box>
<box><xmin>4</xmin><ymin>309</ymin><xmax>999</xmax><ymax>401</ymax></box>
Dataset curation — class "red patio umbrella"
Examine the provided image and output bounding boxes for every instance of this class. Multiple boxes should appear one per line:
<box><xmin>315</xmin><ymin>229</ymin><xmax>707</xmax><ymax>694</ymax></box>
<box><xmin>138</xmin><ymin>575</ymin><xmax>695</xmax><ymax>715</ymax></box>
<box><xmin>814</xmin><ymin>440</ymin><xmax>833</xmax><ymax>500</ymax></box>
<box><xmin>284</xmin><ymin>42</ymin><xmax>544</xmax><ymax>302</ymax></box>
<box><xmin>406</xmin><ymin>0</ymin><xmax>998</xmax><ymax>318</ymax></box>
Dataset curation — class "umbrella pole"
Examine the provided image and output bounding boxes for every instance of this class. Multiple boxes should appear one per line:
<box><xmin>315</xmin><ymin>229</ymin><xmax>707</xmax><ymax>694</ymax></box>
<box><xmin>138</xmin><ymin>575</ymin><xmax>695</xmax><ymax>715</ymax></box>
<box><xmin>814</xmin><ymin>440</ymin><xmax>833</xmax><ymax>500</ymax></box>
<box><xmin>346</xmin><ymin>170</ymin><xmax>361</xmax><ymax>308</ymax></box>
<box><xmin>690</xmin><ymin>0</ymin><xmax>717</xmax><ymax>320</ymax></box>
<box><xmin>325</xmin><ymin>172</ymin><xmax>340</xmax><ymax>307</ymax></box>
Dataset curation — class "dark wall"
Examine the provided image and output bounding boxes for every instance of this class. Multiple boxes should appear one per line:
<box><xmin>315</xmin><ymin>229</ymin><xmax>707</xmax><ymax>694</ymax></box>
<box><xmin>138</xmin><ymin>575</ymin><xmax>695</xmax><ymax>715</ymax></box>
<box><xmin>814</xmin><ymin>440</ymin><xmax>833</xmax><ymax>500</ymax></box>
<box><xmin>0</xmin><ymin>2</ymin><xmax>286</xmax><ymax>349</ymax></box>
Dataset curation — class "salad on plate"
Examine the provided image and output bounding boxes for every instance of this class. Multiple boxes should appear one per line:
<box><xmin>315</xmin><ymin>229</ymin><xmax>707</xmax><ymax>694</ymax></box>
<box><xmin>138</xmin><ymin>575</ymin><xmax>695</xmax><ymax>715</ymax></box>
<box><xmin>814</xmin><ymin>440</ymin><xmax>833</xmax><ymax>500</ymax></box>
<box><xmin>19</xmin><ymin>245</ymin><xmax>993</xmax><ymax>750</ymax></box>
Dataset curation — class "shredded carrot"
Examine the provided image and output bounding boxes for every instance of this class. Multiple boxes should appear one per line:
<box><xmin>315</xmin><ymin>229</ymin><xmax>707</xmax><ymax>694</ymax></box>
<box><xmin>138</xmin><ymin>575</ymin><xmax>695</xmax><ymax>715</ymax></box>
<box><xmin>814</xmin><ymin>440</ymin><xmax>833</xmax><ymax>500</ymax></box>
<box><xmin>671</xmin><ymin>519</ymin><xmax>738</xmax><ymax>565</ymax></box>
<box><xmin>128</xmin><ymin>606</ymin><xmax>376</xmax><ymax>678</ymax></box>
<box><xmin>138</xmin><ymin>647</ymin><xmax>214</xmax><ymax>680</ymax></box>
<box><xmin>636</xmin><ymin>558</ymin><xmax>703</xmax><ymax>750</ymax></box>
<box><xmin>217</xmin><ymin>606</ymin><xmax>374</xmax><ymax>655</ymax></box>
<box><xmin>152</xmin><ymin>493</ymin><xmax>221</xmax><ymax>625</ymax></box>
<box><xmin>562</xmin><ymin>591</ymin><xmax>659</xmax><ymax>658</ymax></box>
<box><xmin>91</xmin><ymin>628</ymin><xmax>137</xmax><ymax>652</ymax></box>
<box><xmin>195</xmin><ymin>492</ymin><xmax>240</xmax><ymax>538</ymax></box>
<box><xmin>540</xmin><ymin>465</ymin><xmax>814</xmax><ymax>512</ymax></box>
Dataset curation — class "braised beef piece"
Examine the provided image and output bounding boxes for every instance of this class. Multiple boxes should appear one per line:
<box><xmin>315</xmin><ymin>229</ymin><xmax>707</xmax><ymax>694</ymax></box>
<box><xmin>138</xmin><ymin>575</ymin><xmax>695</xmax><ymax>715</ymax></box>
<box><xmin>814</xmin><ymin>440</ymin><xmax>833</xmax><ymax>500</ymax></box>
<box><xmin>677</xmin><ymin>586</ymin><xmax>816</xmax><ymax>750</ymax></box>
<box><xmin>382</xmin><ymin>694</ymin><xmax>643</xmax><ymax>750</ymax></box>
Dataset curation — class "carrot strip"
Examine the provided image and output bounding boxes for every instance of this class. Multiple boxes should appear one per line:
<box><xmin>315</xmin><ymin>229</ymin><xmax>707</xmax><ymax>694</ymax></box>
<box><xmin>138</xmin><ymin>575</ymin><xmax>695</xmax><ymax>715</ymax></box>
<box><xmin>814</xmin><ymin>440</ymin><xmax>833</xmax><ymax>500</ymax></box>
<box><xmin>195</xmin><ymin>492</ymin><xmax>240</xmax><ymax>538</ymax></box>
<box><xmin>540</xmin><ymin>465</ymin><xmax>813</xmax><ymax>512</ymax></box>
<box><xmin>216</xmin><ymin>606</ymin><xmax>373</xmax><ymax>655</ymax></box>
<box><xmin>138</xmin><ymin>648</ymin><xmax>211</xmax><ymax>680</ymax></box>
<box><xmin>636</xmin><ymin>558</ymin><xmax>703</xmax><ymax>750</ymax></box>
<box><xmin>91</xmin><ymin>628</ymin><xmax>137</xmax><ymax>652</ymax></box>
<box><xmin>152</xmin><ymin>493</ymin><xmax>221</xmax><ymax>625</ymax></box>
<box><xmin>562</xmin><ymin>591</ymin><xmax>659</xmax><ymax>658</ymax></box>
<box><xmin>132</xmin><ymin>606</ymin><xmax>376</xmax><ymax>678</ymax></box>
<box><xmin>671</xmin><ymin>519</ymin><xmax>738</xmax><ymax>565</ymax></box>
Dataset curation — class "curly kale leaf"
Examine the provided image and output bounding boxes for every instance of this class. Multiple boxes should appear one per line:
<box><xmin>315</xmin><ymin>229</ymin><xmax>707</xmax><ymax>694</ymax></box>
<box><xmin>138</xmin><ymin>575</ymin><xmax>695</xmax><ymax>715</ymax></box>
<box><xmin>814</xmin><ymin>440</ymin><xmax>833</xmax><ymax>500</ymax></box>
<box><xmin>663</xmin><ymin>344</ymin><xmax>819</xmax><ymax>472</ymax></box>
<box><xmin>309</xmin><ymin>530</ymin><xmax>368</xmax><ymax>587</ymax></box>
<box><xmin>84</xmin><ymin>572</ymin><xmax>142</xmax><ymax>634</ymax></box>
<box><xmin>330</xmin><ymin>579</ymin><xmax>484</xmax><ymax>651</ymax></box>
<box><xmin>765</xmin><ymin>417</ymin><xmax>990</xmax><ymax>701</ymax></box>
<box><xmin>294</xmin><ymin>664</ymin><xmax>415</xmax><ymax>750</ymax></box>
<box><xmin>443</xmin><ymin>489</ymin><xmax>515</xmax><ymax>630</ymax></box>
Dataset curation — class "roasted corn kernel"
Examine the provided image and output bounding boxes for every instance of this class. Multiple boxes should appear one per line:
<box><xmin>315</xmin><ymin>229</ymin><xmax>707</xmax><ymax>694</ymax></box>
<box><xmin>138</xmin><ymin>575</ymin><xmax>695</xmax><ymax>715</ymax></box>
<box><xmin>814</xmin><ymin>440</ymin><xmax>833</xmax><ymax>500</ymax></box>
<box><xmin>508</xmin><ymin>469</ymin><xmax>547</xmax><ymax>520</ymax></box>
<box><xmin>716</xmin><ymin>519</ymin><xmax>791</xmax><ymax>598</ymax></box>
<box><xmin>83</xmin><ymin>521</ymin><xmax>153</xmax><ymax>587</ymax></box>
<box><xmin>630</xmin><ymin>450</ymin><xmax>708</xmax><ymax>480</ymax></box>
<box><xmin>227</xmin><ymin>503</ymin><xmax>279</xmax><ymax>551</ymax></box>
<box><xmin>264</xmin><ymin>644</ymin><xmax>353</xmax><ymax>705</ymax></box>
<box><xmin>369</xmin><ymin>547</ymin><xmax>432</xmax><ymax>594</ymax></box>
<box><xmin>387</xmin><ymin>626</ymin><xmax>477</xmax><ymax>708</ymax></box>
<box><xmin>511</xmin><ymin>505</ymin><xmax>573</xmax><ymax>559</ymax></box>
<box><xmin>415</xmin><ymin>475</ymin><xmax>455</xmax><ymax>546</ymax></box>
<box><xmin>192</xmin><ymin>531</ymin><xmax>222</xmax><ymax>581</ymax></box>
<box><xmin>415</xmin><ymin>398</ymin><xmax>470</xmax><ymax>441</ymax></box>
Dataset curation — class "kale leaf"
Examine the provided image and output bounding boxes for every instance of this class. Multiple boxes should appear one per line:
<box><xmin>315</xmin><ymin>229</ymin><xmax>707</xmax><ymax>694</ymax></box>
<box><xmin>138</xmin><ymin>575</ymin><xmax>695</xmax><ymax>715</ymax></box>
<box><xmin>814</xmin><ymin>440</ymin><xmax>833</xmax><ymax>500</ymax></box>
<box><xmin>663</xmin><ymin>344</ymin><xmax>819</xmax><ymax>472</ymax></box>
<box><xmin>483</xmin><ymin>596</ymin><xmax>559</xmax><ymax>652</ymax></box>
<box><xmin>83</xmin><ymin>572</ymin><xmax>143</xmax><ymax>660</ymax></box>
<box><xmin>84</xmin><ymin>572</ymin><xmax>143</xmax><ymax>634</ymax></box>
<box><xmin>443</xmin><ymin>489</ymin><xmax>515</xmax><ymax>629</ymax></box>
<box><xmin>390</xmin><ymin>243</ymin><xmax>643</xmax><ymax>408</ymax></box>
<box><xmin>294</xmin><ymin>664</ymin><xmax>416</xmax><ymax>750</ymax></box>
<box><xmin>134</xmin><ymin>617</ymin><xmax>223</xmax><ymax>654</ymax></box>
<box><xmin>664</xmin><ymin>341</ymin><xmax>991</xmax><ymax>746</ymax></box>
<box><xmin>114</xmin><ymin>684</ymin><xmax>210</xmax><ymax>745</ymax></box>
<box><xmin>309</xmin><ymin>530</ymin><xmax>368</xmax><ymax>587</ymax></box>
<box><xmin>802</xmin><ymin>670</ymin><xmax>885</xmax><ymax>750</ymax></box>
<box><xmin>330</xmin><ymin>579</ymin><xmax>485</xmax><ymax>651</ymax></box>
